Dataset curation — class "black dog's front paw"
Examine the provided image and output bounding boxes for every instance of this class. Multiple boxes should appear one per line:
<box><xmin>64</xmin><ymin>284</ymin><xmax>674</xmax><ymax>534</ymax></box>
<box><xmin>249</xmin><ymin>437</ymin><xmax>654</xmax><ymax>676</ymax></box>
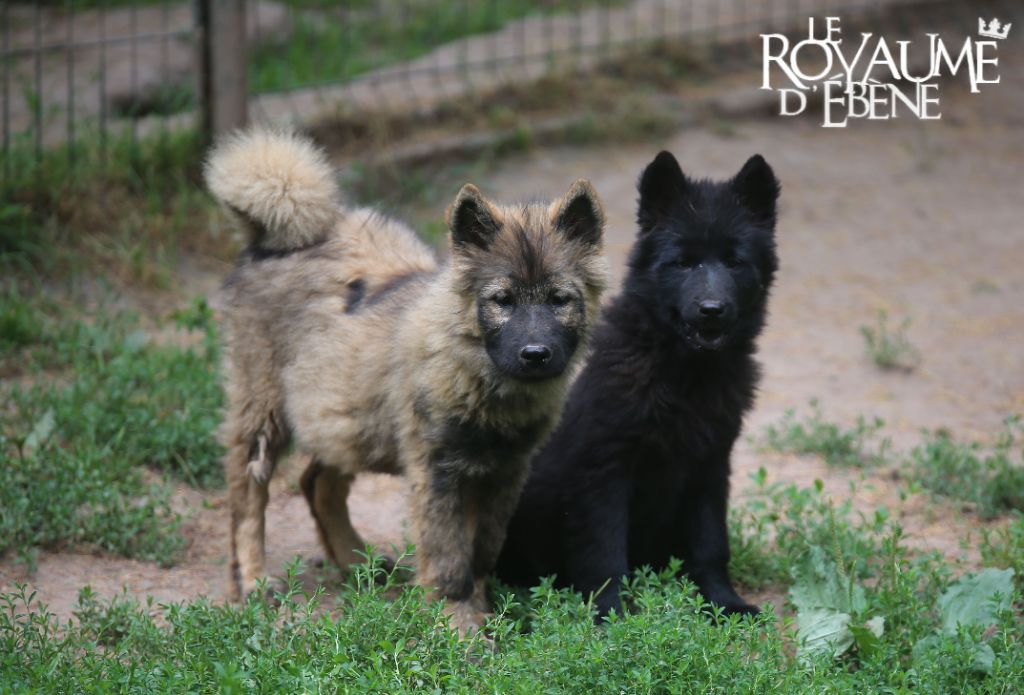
<box><xmin>698</xmin><ymin>585</ymin><xmax>761</xmax><ymax>620</ymax></box>
<box><xmin>718</xmin><ymin>600</ymin><xmax>760</xmax><ymax>618</ymax></box>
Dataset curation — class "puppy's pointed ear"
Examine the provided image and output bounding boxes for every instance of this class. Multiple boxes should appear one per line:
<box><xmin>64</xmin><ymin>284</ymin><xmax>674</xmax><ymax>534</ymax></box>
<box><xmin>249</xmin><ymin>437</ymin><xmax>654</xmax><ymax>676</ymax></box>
<box><xmin>638</xmin><ymin>150</ymin><xmax>687</xmax><ymax>229</ymax></box>
<box><xmin>447</xmin><ymin>184</ymin><xmax>501</xmax><ymax>249</ymax></box>
<box><xmin>552</xmin><ymin>179</ymin><xmax>604</xmax><ymax>247</ymax></box>
<box><xmin>732</xmin><ymin>154</ymin><xmax>780</xmax><ymax>225</ymax></box>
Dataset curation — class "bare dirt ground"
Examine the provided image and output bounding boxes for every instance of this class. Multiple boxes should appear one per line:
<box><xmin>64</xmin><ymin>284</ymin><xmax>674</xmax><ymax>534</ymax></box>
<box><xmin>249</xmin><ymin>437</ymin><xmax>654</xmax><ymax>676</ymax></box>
<box><xmin>3</xmin><ymin>45</ymin><xmax>1023</xmax><ymax>620</ymax></box>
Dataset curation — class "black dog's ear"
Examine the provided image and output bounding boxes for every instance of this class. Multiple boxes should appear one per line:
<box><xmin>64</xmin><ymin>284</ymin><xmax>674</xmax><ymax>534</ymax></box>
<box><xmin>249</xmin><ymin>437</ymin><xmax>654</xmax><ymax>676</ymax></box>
<box><xmin>732</xmin><ymin>154</ymin><xmax>780</xmax><ymax>225</ymax></box>
<box><xmin>552</xmin><ymin>179</ymin><xmax>604</xmax><ymax>247</ymax></box>
<box><xmin>638</xmin><ymin>150</ymin><xmax>687</xmax><ymax>229</ymax></box>
<box><xmin>447</xmin><ymin>183</ymin><xmax>501</xmax><ymax>249</ymax></box>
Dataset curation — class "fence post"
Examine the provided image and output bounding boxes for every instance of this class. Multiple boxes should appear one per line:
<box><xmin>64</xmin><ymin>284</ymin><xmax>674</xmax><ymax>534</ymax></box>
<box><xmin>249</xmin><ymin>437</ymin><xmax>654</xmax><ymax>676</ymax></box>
<box><xmin>198</xmin><ymin>0</ymin><xmax>248</xmax><ymax>142</ymax></box>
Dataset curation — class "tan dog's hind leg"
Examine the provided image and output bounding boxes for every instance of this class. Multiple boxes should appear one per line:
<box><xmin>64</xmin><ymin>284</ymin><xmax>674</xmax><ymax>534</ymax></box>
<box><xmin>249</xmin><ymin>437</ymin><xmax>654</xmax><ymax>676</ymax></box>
<box><xmin>226</xmin><ymin>441</ymin><xmax>271</xmax><ymax>599</ymax></box>
<box><xmin>300</xmin><ymin>459</ymin><xmax>368</xmax><ymax>571</ymax></box>
<box><xmin>226</xmin><ymin>419</ymin><xmax>284</xmax><ymax>600</ymax></box>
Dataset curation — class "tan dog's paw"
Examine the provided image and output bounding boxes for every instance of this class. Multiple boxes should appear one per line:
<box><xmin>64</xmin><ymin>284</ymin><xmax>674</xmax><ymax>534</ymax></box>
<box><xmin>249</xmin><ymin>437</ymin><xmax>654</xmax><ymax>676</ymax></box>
<box><xmin>442</xmin><ymin>599</ymin><xmax>490</xmax><ymax>640</ymax></box>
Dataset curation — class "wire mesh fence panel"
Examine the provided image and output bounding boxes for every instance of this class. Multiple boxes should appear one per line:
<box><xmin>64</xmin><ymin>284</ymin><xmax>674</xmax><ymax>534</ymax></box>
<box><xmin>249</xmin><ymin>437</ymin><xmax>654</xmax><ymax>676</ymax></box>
<box><xmin>0</xmin><ymin>0</ymin><xmax>1005</xmax><ymax>189</ymax></box>
<box><xmin>246</xmin><ymin>0</ymin><xmax>969</xmax><ymax>126</ymax></box>
<box><xmin>1</xmin><ymin>1</ymin><xmax>201</xmax><ymax>186</ymax></box>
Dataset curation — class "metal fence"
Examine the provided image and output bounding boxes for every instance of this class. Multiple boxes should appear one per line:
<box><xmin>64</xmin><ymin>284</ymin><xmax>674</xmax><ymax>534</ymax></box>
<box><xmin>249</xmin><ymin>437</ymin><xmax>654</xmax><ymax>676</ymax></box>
<box><xmin>0</xmin><ymin>0</ymin><xmax>998</xmax><ymax>185</ymax></box>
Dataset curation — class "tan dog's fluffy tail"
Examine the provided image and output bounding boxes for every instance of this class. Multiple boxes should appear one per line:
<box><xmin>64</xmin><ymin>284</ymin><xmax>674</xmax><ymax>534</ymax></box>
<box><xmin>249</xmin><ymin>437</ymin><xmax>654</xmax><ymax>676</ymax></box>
<box><xmin>205</xmin><ymin>128</ymin><xmax>341</xmax><ymax>253</ymax></box>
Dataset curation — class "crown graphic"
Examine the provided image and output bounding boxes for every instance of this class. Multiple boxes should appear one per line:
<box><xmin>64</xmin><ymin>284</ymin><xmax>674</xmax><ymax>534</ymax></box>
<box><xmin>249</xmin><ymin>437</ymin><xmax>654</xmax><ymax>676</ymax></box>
<box><xmin>978</xmin><ymin>17</ymin><xmax>1011</xmax><ymax>40</ymax></box>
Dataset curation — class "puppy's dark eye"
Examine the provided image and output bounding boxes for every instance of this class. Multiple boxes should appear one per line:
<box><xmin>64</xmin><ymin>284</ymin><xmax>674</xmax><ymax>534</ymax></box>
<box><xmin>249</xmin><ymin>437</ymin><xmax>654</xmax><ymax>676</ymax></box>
<box><xmin>722</xmin><ymin>250</ymin><xmax>742</xmax><ymax>268</ymax></box>
<box><xmin>676</xmin><ymin>253</ymin><xmax>699</xmax><ymax>269</ymax></box>
<box><xmin>550</xmin><ymin>291</ymin><xmax>573</xmax><ymax>307</ymax></box>
<box><xmin>491</xmin><ymin>292</ymin><xmax>514</xmax><ymax>307</ymax></box>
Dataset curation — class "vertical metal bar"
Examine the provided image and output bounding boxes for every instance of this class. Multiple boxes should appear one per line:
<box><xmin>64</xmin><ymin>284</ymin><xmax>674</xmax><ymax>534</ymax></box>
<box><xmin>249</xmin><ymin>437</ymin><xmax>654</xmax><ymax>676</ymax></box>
<box><xmin>488</xmin><ymin>0</ymin><xmax>498</xmax><ymax>82</ymax></box>
<box><xmin>66</xmin><ymin>0</ymin><xmax>75</xmax><ymax>170</ymax></box>
<box><xmin>425</xmin><ymin>1</ymin><xmax>438</xmax><ymax>95</ymax></box>
<box><xmin>311</xmin><ymin>2</ymin><xmax>324</xmax><ymax>92</ymax></box>
<box><xmin>626</xmin><ymin>0</ymin><xmax>634</xmax><ymax>48</ymax></box>
<box><xmin>99</xmin><ymin>0</ymin><xmax>108</xmax><ymax>164</ymax></box>
<box><xmin>250</xmin><ymin>0</ymin><xmax>261</xmax><ymax>85</ymax></box>
<box><xmin>458</xmin><ymin>0</ymin><xmax>468</xmax><ymax>93</ymax></box>
<box><xmin>400</xmin><ymin>0</ymin><xmax>419</xmax><ymax>108</ymax></box>
<box><xmin>130</xmin><ymin>1</ymin><xmax>138</xmax><ymax>148</ymax></box>
<box><xmin>370</xmin><ymin>0</ymin><xmax>386</xmax><ymax>111</ymax></box>
<box><xmin>519</xmin><ymin>1</ymin><xmax>528</xmax><ymax>78</ymax></box>
<box><xmin>197</xmin><ymin>0</ymin><xmax>211</xmax><ymax>137</ymax></box>
<box><xmin>655</xmin><ymin>0</ymin><xmax>665</xmax><ymax>44</ymax></box>
<box><xmin>544</xmin><ymin>0</ymin><xmax>553</xmax><ymax>69</ymax></box>
<box><xmin>601</xmin><ymin>2</ymin><xmax>610</xmax><ymax>58</ymax></box>
<box><xmin>199</xmin><ymin>0</ymin><xmax>247</xmax><ymax>141</ymax></box>
<box><xmin>339</xmin><ymin>2</ymin><xmax>357</xmax><ymax>110</ymax></box>
<box><xmin>160</xmin><ymin>0</ymin><xmax>169</xmax><ymax>138</ymax></box>
<box><xmin>2</xmin><ymin>1</ymin><xmax>11</xmax><ymax>183</ymax></box>
<box><xmin>573</xmin><ymin>0</ymin><xmax>582</xmax><ymax>69</ymax></box>
<box><xmin>33</xmin><ymin>2</ymin><xmax>42</xmax><ymax>172</ymax></box>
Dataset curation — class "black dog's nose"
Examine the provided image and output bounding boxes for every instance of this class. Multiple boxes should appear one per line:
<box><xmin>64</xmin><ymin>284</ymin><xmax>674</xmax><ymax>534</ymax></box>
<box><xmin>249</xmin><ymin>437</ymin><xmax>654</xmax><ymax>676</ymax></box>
<box><xmin>519</xmin><ymin>344</ymin><xmax>552</xmax><ymax>366</ymax></box>
<box><xmin>698</xmin><ymin>300</ymin><xmax>725</xmax><ymax>317</ymax></box>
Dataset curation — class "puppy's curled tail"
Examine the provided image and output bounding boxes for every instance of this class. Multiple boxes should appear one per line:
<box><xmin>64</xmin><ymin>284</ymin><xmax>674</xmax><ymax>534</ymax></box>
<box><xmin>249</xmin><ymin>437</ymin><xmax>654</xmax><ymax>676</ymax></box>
<box><xmin>205</xmin><ymin>128</ymin><xmax>341</xmax><ymax>253</ymax></box>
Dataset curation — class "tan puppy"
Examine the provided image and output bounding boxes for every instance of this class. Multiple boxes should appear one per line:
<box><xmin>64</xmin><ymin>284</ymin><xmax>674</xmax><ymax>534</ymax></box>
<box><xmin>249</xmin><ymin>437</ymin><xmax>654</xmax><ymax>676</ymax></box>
<box><xmin>205</xmin><ymin>129</ymin><xmax>606</xmax><ymax>634</ymax></box>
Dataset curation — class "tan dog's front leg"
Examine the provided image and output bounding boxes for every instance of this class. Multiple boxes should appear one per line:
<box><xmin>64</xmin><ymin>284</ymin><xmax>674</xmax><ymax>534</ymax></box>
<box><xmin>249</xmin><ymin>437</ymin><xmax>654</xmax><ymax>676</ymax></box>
<box><xmin>469</xmin><ymin>464</ymin><xmax>531</xmax><ymax>614</ymax></box>
<box><xmin>408</xmin><ymin>463</ymin><xmax>484</xmax><ymax>637</ymax></box>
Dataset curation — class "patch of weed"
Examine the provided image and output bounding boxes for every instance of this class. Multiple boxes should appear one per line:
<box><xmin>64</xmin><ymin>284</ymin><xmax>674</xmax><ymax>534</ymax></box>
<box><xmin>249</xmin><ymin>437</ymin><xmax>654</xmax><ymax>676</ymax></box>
<box><xmin>760</xmin><ymin>399</ymin><xmax>890</xmax><ymax>468</ymax></box>
<box><xmin>0</xmin><ymin>292</ymin><xmax>222</xmax><ymax>566</ymax></box>
<box><xmin>731</xmin><ymin>472</ymin><xmax>894</xmax><ymax>589</ymax></box>
<box><xmin>0</xmin><ymin>283</ymin><xmax>46</xmax><ymax>351</ymax></box>
<box><xmin>910</xmin><ymin>418</ymin><xmax>1024</xmax><ymax>519</ymax></box>
<box><xmin>860</xmin><ymin>310</ymin><xmax>921</xmax><ymax>371</ymax></box>
<box><xmin>981</xmin><ymin>514</ymin><xmax>1024</xmax><ymax>590</ymax></box>
<box><xmin>1</xmin><ymin>513</ymin><xmax>1021</xmax><ymax>692</ymax></box>
<box><xmin>2</xmin><ymin>128</ymin><xmax>228</xmax><ymax>290</ymax></box>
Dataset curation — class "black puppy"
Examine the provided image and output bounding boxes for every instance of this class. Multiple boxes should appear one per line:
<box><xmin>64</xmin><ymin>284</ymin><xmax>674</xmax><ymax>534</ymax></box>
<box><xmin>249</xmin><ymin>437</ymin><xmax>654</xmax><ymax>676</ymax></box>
<box><xmin>496</xmin><ymin>150</ymin><xmax>779</xmax><ymax>618</ymax></box>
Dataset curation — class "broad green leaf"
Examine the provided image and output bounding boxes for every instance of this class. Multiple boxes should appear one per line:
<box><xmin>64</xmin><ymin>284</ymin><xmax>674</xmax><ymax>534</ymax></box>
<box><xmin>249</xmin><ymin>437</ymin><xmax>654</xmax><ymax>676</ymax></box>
<box><xmin>938</xmin><ymin>567</ymin><xmax>1015</xmax><ymax>634</ymax></box>
<box><xmin>796</xmin><ymin>607</ymin><xmax>853</xmax><ymax>659</ymax></box>
<box><xmin>971</xmin><ymin>642</ymin><xmax>996</xmax><ymax>674</ymax></box>
<box><xmin>789</xmin><ymin>545</ymin><xmax>866</xmax><ymax>615</ymax></box>
<box><xmin>123</xmin><ymin>328</ymin><xmax>149</xmax><ymax>352</ymax></box>
<box><xmin>911</xmin><ymin>633</ymin><xmax>941</xmax><ymax>666</ymax></box>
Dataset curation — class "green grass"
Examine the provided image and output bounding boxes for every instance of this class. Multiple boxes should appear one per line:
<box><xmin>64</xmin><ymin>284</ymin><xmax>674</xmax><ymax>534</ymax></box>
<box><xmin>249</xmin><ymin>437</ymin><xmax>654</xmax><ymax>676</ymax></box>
<box><xmin>909</xmin><ymin>418</ymin><xmax>1024</xmax><ymax>519</ymax></box>
<box><xmin>759</xmin><ymin>404</ymin><xmax>1024</xmax><ymax>518</ymax></box>
<box><xmin>759</xmin><ymin>400</ymin><xmax>891</xmax><ymax>468</ymax></box>
<box><xmin>982</xmin><ymin>514</ymin><xmax>1024</xmax><ymax>591</ymax></box>
<box><xmin>1</xmin><ymin>127</ymin><xmax>230</xmax><ymax>290</ymax></box>
<box><xmin>860</xmin><ymin>310</ymin><xmax>921</xmax><ymax>371</ymax></box>
<box><xmin>250</xmin><ymin>0</ymin><xmax>626</xmax><ymax>93</ymax></box>
<box><xmin>2</xmin><ymin>127</ymin><xmax>204</xmax><ymax>204</ymax></box>
<box><xmin>2</xmin><ymin>483</ymin><xmax>1021</xmax><ymax>693</ymax></box>
<box><xmin>729</xmin><ymin>469</ymin><xmax>900</xmax><ymax>590</ymax></box>
<box><xmin>0</xmin><ymin>291</ymin><xmax>222</xmax><ymax>567</ymax></box>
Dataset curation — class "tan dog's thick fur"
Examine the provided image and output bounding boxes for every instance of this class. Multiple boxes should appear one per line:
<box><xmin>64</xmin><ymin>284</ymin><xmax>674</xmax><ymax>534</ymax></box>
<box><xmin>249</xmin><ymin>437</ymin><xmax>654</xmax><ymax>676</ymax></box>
<box><xmin>206</xmin><ymin>129</ymin><xmax>607</xmax><ymax>634</ymax></box>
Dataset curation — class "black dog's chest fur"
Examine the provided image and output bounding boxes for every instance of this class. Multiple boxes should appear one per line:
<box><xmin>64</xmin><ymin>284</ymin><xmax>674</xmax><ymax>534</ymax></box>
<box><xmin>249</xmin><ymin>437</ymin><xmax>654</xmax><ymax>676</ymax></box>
<box><xmin>496</xmin><ymin>296</ymin><xmax>757</xmax><ymax>583</ymax></box>
<box><xmin>621</xmin><ymin>346</ymin><xmax>753</xmax><ymax>569</ymax></box>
